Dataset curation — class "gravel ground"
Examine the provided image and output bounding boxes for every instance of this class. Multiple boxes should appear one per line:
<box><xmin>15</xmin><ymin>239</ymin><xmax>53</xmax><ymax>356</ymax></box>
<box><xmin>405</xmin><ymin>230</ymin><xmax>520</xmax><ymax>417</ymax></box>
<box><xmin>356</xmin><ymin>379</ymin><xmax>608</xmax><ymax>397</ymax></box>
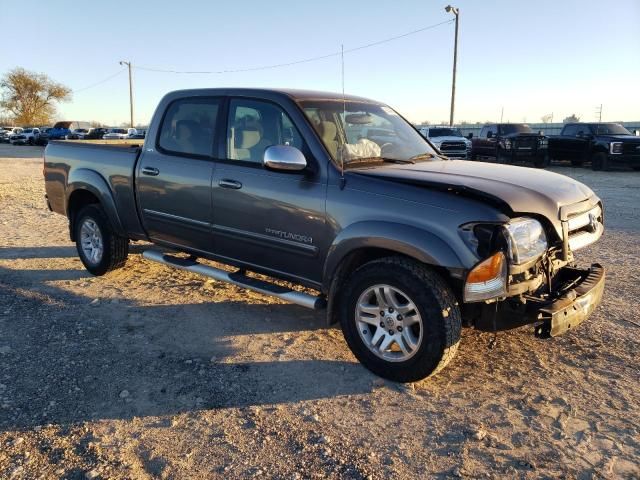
<box><xmin>0</xmin><ymin>144</ymin><xmax>639</xmax><ymax>479</ymax></box>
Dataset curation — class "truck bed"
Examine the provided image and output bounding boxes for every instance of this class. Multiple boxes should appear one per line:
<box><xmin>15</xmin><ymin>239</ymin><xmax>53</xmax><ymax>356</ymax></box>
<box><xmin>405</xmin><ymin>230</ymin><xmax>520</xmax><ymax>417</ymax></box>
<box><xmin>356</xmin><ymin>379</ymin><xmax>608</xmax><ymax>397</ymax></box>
<box><xmin>44</xmin><ymin>139</ymin><xmax>146</xmax><ymax>239</ymax></box>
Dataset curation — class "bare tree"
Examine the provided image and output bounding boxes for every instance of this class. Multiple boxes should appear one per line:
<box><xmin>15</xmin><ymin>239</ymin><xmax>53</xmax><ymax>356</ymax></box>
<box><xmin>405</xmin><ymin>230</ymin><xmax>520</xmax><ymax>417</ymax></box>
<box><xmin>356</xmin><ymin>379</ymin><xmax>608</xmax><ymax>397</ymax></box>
<box><xmin>541</xmin><ymin>114</ymin><xmax>553</xmax><ymax>124</ymax></box>
<box><xmin>563</xmin><ymin>114</ymin><xmax>581</xmax><ymax>123</ymax></box>
<box><xmin>0</xmin><ymin>68</ymin><xmax>71</xmax><ymax>126</ymax></box>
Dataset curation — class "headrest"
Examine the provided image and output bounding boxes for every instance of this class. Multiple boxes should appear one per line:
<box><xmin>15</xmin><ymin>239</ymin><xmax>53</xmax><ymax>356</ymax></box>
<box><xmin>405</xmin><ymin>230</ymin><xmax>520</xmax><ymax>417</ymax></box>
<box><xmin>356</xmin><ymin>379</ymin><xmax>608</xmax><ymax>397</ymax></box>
<box><xmin>320</xmin><ymin>121</ymin><xmax>337</xmax><ymax>140</ymax></box>
<box><xmin>238</xmin><ymin>129</ymin><xmax>261</xmax><ymax>149</ymax></box>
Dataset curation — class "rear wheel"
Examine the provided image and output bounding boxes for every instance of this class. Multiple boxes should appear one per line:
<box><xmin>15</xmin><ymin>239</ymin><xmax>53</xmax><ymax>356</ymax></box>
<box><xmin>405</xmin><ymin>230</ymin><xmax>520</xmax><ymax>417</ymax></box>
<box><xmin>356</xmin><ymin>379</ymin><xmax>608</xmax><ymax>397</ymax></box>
<box><xmin>339</xmin><ymin>257</ymin><xmax>461</xmax><ymax>382</ymax></box>
<box><xmin>591</xmin><ymin>152</ymin><xmax>609</xmax><ymax>171</ymax></box>
<box><xmin>74</xmin><ymin>204</ymin><xmax>129</xmax><ymax>275</ymax></box>
<box><xmin>496</xmin><ymin>149</ymin><xmax>509</xmax><ymax>164</ymax></box>
<box><xmin>533</xmin><ymin>153</ymin><xmax>549</xmax><ymax>168</ymax></box>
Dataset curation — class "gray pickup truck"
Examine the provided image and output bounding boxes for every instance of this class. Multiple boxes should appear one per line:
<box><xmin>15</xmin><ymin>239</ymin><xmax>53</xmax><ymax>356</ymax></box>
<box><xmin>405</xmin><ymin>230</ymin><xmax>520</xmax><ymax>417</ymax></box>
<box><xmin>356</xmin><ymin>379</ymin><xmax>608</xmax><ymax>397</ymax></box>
<box><xmin>44</xmin><ymin>88</ymin><xmax>605</xmax><ymax>382</ymax></box>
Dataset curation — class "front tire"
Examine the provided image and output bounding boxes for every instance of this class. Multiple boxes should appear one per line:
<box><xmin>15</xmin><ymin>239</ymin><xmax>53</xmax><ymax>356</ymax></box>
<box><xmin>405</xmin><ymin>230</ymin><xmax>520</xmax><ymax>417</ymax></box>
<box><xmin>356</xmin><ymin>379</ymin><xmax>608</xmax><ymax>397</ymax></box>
<box><xmin>74</xmin><ymin>204</ymin><xmax>129</xmax><ymax>275</ymax></box>
<box><xmin>339</xmin><ymin>257</ymin><xmax>461</xmax><ymax>382</ymax></box>
<box><xmin>591</xmin><ymin>152</ymin><xmax>609</xmax><ymax>171</ymax></box>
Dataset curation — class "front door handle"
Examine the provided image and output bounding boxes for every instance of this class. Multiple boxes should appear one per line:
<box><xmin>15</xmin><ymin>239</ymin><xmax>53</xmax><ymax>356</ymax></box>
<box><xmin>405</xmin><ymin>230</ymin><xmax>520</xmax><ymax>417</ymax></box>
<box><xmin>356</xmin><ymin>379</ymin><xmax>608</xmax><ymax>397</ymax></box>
<box><xmin>219</xmin><ymin>179</ymin><xmax>242</xmax><ymax>189</ymax></box>
<box><xmin>142</xmin><ymin>166</ymin><xmax>160</xmax><ymax>176</ymax></box>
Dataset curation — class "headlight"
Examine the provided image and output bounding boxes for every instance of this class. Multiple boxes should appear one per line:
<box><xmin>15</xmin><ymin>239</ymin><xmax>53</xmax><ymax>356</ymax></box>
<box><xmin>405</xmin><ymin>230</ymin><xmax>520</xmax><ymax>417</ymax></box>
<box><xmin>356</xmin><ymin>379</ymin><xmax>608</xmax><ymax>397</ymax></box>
<box><xmin>610</xmin><ymin>142</ymin><xmax>623</xmax><ymax>154</ymax></box>
<box><xmin>502</xmin><ymin>139</ymin><xmax>512</xmax><ymax>150</ymax></box>
<box><xmin>538</xmin><ymin>138</ymin><xmax>548</xmax><ymax>148</ymax></box>
<box><xmin>504</xmin><ymin>218</ymin><xmax>547</xmax><ymax>264</ymax></box>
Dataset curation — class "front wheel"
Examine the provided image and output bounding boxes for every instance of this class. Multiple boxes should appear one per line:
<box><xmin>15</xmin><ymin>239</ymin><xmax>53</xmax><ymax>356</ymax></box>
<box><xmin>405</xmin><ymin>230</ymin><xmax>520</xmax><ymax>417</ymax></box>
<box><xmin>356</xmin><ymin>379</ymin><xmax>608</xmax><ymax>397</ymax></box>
<box><xmin>339</xmin><ymin>257</ymin><xmax>461</xmax><ymax>382</ymax></box>
<box><xmin>591</xmin><ymin>152</ymin><xmax>609</xmax><ymax>171</ymax></box>
<box><xmin>533</xmin><ymin>153</ymin><xmax>550</xmax><ymax>168</ymax></box>
<box><xmin>74</xmin><ymin>204</ymin><xmax>129</xmax><ymax>275</ymax></box>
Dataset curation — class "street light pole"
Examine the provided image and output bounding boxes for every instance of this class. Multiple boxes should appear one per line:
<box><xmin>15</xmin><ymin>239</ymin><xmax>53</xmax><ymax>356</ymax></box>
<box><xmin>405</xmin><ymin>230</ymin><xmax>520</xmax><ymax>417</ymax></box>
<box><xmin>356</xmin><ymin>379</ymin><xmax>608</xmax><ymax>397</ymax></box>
<box><xmin>119</xmin><ymin>61</ymin><xmax>134</xmax><ymax>128</ymax></box>
<box><xmin>445</xmin><ymin>5</ymin><xmax>459</xmax><ymax>127</ymax></box>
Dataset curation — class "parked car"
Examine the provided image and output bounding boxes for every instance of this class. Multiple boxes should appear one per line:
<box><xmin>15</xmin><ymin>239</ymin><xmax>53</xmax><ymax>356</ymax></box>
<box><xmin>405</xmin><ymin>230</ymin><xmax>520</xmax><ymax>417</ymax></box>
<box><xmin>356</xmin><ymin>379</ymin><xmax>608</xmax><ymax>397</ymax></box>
<box><xmin>44</xmin><ymin>88</ymin><xmax>605</xmax><ymax>382</ymax></box>
<box><xmin>67</xmin><ymin>128</ymin><xmax>93</xmax><ymax>140</ymax></box>
<box><xmin>547</xmin><ymin>122</ymin><xmax>640</xmax><ymax>171</ymax></box>
<box><xmin>35</xmin><ymin>127</ymin><xmax>52</xmax><ymax>146</ymax></box>
<box><xmin>0</xmin><ymin>127</ymin><xmax>23</xmax><ymax>143</ymax></box>
<box><xmin>85</xmin><ymin>128</ymin><xmax>110</xmax><ymax>140</ymax></box>
<box><xmin>471</xmin><ymin>123</ymin><xmax>548</xmax><ymax>167</ymax></box>
<box><xmin>48</xmin><ymin>121</ymin><xmax>92</xmax><ymax>140</ymax></box>
<box><xmin>418</xmin><ymin>126</ymin><xmax>470</xmax><ymax>159</ymax></box>
<box><xmin>10</xmin><ymin>127</ymin><xmax>40</xmax><ymax>145</ymax></box>
<box><xmin>102</xmin><ymin>128</ymin><xmax>137</xmax><ymax>139</ymax></box>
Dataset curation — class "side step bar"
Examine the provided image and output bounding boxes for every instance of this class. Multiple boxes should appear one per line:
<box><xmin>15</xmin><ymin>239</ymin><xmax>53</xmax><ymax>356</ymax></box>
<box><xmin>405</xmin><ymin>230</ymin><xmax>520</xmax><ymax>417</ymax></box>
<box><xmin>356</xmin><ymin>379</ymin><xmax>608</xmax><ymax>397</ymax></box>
<box><xmin>142</xmin><ymin>250</ymin><xmax>326</xmax><ymax>310</ymax></box>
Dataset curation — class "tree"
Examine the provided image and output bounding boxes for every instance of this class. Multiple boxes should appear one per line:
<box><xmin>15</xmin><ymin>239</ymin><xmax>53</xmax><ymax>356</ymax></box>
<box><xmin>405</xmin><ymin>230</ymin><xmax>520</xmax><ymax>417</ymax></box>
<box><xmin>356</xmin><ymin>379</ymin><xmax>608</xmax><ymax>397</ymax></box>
<box><xmin>541</xmin><ymin>114</ymin><xmax>553</xmax><ymax>124</ymax></box>
<box><xmin>563</xmin><ymin>114</ymin><xmax>581</xmax><ymax>123</ymax></box>
<box><xmin>0</xmin><ymin>68</ymin><xmax>71</xmax><ymax>125</ymax></box>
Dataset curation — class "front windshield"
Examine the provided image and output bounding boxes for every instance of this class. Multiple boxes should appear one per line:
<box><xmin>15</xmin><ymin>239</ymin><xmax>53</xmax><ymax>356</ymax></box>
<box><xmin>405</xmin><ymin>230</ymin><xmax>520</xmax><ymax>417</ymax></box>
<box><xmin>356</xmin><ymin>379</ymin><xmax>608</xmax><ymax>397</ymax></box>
<box><xmin>501</xmin><ymin>124</ymin><xmax>533</xmax><ymax>135</ymax></box>
<box><xmin>593</xmin><ymin>123</ymin><xmax>631</xmax><ymax>135</ymax></box>
<box><xmin>428</xmin><ymin>127</ymin><xmax>463</xmax><ymax>138</ymax></box>
<box><xmin>300</xmin><ymin>100</ymin><xmax>437</xmax><ymax>168</ymax></box>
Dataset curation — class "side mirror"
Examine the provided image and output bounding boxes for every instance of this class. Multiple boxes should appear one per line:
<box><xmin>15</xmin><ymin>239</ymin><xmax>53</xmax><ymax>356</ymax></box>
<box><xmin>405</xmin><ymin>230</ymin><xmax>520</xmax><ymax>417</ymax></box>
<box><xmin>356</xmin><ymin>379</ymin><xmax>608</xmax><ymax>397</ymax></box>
<box><xmin>487</xmin><ymin>131</ymin><xmax>494</xmax><ymax>139</ymax></box>
<box><xmin>466</xmin><ymin>133</ymin><xmax>473</xmax><ymax>139</ymax></box>
<box><xmin>538</xmin><ymin>130</ymin><xmax>544</xmax><ymax>136</ymax></box>
<box><xmin>576</xmin><ymin>131</ymin><xmax>584</xmax><ymax>138</ymax></box>
<box><xmin>263</xmin><ymin>145</ymin><xmax>307</xmax><ymax>171</ymax></box>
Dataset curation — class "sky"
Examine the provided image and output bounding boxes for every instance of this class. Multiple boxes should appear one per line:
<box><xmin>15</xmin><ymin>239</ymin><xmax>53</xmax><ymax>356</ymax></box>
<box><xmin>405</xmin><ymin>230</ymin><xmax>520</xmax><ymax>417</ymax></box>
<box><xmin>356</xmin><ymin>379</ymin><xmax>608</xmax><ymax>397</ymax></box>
<box><xmin>1</xmin><ymin>0</ymin><xmax>639</xmax><ymax>126</ymax></box>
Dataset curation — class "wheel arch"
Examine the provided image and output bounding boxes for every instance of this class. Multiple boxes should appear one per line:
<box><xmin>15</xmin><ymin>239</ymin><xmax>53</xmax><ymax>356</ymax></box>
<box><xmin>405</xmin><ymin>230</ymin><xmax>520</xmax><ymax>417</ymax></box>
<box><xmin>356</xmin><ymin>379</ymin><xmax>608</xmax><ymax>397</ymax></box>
<box><xmin>323</xmin><ymin>222</ymin><xmax>466</xmax><ymax>325</ymax></box>
<box><xmin>66</xmin><ymin>169</ymin><xmax>125</xmax><ymax>241</ymax></box>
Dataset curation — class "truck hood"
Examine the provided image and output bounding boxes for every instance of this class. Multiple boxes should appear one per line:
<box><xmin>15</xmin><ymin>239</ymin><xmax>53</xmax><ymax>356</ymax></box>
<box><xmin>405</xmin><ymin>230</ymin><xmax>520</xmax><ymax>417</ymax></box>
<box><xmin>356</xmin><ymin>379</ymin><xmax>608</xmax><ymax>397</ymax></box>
<box><xmin>353</xmin><ymin>159</ymin><xmax>597</xmax><ymax>237</ymax></box>
<box><xmin>596</xmin><ymin>134</ymin><xmax>640</xmax><ymax>143</ymax></box>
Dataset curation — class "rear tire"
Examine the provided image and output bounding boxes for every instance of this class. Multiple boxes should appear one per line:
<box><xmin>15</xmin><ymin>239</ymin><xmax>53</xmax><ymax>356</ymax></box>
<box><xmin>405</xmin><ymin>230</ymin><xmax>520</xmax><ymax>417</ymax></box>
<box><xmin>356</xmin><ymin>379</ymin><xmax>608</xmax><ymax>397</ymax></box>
<box><xmin>338</xmin><ymin>257</ymin><xmax>461</xmax><ymax>382</ymax></box>
<box><xmin>74</xmin><ymin>204</ymin><xmax>129</xmax><ymax>276</ymax></box>
<box><xmin>533</xmin><ymin>153</ymin><xmax>549</xmax><ymax>168</ymax></box>
<box><xmin>591</xmin><ymin>152</ymin><xmax>608</xmax><ymax>171</ymax></box>
<box><xmin>496</xmin><ymin>149</ymin><xmax>509</xmax><ymax>164</ymax></box>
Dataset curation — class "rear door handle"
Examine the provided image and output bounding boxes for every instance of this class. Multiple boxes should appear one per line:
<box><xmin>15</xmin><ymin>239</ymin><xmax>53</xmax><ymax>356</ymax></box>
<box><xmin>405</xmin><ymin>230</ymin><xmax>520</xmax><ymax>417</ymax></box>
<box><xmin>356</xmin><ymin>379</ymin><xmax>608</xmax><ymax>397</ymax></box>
<box><xmin>142</xmin><ymin>167</ymin><xmax>160</xmax><ymax>176</ymax></box>
<box><xmin>219</xmin><ymin>179</ymin><xmax>242</xmax><ymax>189</ymax></box>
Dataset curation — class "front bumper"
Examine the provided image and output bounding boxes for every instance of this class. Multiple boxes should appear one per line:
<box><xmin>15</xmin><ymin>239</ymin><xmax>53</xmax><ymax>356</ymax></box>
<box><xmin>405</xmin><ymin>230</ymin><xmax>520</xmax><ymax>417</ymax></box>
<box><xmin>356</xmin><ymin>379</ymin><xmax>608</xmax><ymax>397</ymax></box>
<box><xmin>475</xmin><ymin>263</ymin><xmax>605</xmax><ymax>337</ymax></box>
<box><xmin>533</xmin><ymin>263</ymin><xmax>605</xmax><ymax>337</ymax></box>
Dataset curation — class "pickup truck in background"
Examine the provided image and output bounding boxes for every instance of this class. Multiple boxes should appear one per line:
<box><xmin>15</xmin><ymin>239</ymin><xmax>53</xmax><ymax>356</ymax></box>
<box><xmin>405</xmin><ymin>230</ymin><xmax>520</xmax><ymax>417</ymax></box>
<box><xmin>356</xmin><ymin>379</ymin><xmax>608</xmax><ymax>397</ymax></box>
<box><xmin>470</xmin><ymin>123</ymin><xmax>548</xmax><ymax>167</ymax></box>
<box><xmin>44</xmin><ymin>88</ymin><xmax>605</xmax><ymax>382</ymax></box>
<box><xmin>547</xmin><ymin>122</ymin><xmax>640</xmax><ymax>171</ymax></box>
<box><xmin>418</xmin><ymin>126</ymin><xmax>470</xmax><ymax>159</ymax></box>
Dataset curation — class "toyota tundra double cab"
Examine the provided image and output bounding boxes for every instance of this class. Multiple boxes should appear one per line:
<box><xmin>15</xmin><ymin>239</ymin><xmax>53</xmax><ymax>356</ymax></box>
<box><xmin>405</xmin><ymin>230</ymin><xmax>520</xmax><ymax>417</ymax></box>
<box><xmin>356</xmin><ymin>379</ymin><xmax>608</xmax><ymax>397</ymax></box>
<box><xmin>44</xmin><ymin>88</ymin><xmax>605</xmax><ymax>382</ymax></box>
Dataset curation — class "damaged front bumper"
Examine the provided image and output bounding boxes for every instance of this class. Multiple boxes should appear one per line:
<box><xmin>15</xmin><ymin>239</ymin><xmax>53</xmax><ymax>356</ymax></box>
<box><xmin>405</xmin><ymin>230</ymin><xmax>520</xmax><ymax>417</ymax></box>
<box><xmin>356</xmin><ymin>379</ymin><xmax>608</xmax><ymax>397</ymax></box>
<box><xmin>475</xmin><ymin>264</ymin><xmax>605</xmax><ymax>337</ymax></box>
<box><xmin>533</xmin><ymin>264</ymin><xmax>605</xmax><ymax>338</ymax></box>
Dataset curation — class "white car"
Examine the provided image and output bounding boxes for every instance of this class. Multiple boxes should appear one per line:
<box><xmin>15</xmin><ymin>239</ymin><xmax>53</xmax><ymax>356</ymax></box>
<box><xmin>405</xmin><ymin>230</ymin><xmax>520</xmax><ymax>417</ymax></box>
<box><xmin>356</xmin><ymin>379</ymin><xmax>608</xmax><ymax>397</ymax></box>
<box><xmin>418</xmin><ymin>126</ymin><xmax>471</xmax><ymax>159</ymax></box>
<box><xmin>0</xmin><ymin>127</ymin><xmax>23</xmax><ymax>143</ymax></box>
<box><xmin>10</xmin><ymin>127</ymin><xmax>40</xmax><ymax>145</ymax></box>
<box><xmin>102</xmin><ymin>128</ymin><xmax>137</xmax><ymax>140</ymax></box>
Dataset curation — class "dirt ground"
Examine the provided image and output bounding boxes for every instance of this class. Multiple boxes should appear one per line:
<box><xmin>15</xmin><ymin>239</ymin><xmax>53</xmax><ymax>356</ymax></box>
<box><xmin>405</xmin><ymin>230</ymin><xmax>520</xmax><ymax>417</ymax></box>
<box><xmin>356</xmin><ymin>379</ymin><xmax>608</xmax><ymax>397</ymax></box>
<box><xmin>1</xmin><ymin>144</ymin><xmax>639</xmax><ymax>479</ymax></box>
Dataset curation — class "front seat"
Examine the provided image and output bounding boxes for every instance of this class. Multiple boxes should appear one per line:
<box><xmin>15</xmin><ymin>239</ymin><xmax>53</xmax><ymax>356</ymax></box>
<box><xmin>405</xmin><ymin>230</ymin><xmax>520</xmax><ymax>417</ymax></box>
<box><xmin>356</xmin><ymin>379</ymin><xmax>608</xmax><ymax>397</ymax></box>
<box><xmin>319</xmin><ymin>121</ymin><xmax>339</xmax><ymax>158</ymax></box>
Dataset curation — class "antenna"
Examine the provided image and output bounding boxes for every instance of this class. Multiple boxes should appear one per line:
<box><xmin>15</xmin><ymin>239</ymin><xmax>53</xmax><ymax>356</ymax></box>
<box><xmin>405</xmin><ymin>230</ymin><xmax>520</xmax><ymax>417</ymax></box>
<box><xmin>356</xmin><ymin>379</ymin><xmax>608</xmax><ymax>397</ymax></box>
<box><xmin>340</xmin><ymin>44</ymin><xmax>346</xmax><ymax>185</ymax></box>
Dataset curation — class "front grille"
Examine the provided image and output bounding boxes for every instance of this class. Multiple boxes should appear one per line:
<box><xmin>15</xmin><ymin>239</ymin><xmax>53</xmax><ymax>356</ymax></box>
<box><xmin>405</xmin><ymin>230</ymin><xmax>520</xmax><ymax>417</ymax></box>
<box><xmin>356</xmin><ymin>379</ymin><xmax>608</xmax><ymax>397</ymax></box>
<box><xmin>440</xmin><ymin>141</ymin><xmax>467</xmax><ymax>152</ymax></box>
<box><xmin>514</xmin><ymin>137</ymin><xmax>537</xmax><ymax>149</ymax></box>
<box><xmin>566</xmin><ymin>204</ymin><xmax>603</xmax><ymax>252</ymax></box>
<box><xmin>622</xmin><ymin>142</ymin><xmax>640</xmax><ymax>155</ymax></box>
<box><xmin>13</xmin><ymin>136</ymin><xmax>26</xmax><ymax>140</ymax></box>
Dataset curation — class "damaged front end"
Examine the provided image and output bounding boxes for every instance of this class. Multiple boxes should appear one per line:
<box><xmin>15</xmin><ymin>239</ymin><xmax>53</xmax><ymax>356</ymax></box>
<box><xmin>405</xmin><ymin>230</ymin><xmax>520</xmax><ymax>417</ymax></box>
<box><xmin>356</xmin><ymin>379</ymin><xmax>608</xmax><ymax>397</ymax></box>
<box><xmin>460</xmin><ymin>200</ymin><xmax>605</xmax><ymax>338</ymax></box>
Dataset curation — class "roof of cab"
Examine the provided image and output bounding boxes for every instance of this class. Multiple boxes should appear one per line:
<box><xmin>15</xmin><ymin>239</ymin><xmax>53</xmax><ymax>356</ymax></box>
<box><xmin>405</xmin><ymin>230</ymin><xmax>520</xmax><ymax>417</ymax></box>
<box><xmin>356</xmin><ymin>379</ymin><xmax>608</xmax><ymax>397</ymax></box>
<box><xmin>165</xmin><ymin>87</ymin><xmax>381</xmax><ymax>104</ymax></box>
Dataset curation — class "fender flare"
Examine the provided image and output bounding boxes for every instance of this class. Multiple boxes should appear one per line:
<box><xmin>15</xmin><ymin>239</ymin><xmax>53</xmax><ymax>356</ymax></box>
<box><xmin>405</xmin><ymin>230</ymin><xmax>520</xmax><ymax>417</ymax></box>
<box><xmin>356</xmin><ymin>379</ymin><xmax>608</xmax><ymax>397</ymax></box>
<box><xmin>66</xmin><ymin>168</ymin><xmax>126</xmax><ymax>237</ymax></box>
<box><xmin>322</xmin><ymin>221</ymin><xmax>467</xmax><ymax>287</ymax></box>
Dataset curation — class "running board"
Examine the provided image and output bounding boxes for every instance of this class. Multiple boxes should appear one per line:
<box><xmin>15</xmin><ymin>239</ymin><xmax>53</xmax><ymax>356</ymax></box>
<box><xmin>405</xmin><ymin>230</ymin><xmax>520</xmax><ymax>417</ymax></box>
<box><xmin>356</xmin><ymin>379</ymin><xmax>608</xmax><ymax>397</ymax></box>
<box><xmin>142</xmin><ymin>250</ymin><xmax>326</xmax><ymax>310</ymax></box>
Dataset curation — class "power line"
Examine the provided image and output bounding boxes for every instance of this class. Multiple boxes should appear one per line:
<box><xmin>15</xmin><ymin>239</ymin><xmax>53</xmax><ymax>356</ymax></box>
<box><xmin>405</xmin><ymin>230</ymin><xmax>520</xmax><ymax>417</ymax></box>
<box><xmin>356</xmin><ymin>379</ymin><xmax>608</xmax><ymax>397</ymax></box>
<box><xmin>73</xmin><ymin>69</ymin><xmax>127</xmax><ymax>94</ymax></box>
<box><xmin>134</xmin><ymin>19</ymin><xmax>454</xmax><ymax>75</ymax></box>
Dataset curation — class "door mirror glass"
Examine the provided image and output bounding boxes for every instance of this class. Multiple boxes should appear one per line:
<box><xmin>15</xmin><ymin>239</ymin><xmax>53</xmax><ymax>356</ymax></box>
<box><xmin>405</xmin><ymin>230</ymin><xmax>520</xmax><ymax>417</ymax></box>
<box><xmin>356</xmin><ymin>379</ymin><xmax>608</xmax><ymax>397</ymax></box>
<box><xmin>263</xmin><ymin>145</ymin><xmax>307</xmax><ymax>171</ymax></box>
<box><xmin>466</xmin><ymin>133</ymin><xmax>473</xmax><ymax>139</ymax></box>
<box><xmin>487</xmin><ymin>131</ymin><xmax>493</xmax><ymax>139</ymax></box>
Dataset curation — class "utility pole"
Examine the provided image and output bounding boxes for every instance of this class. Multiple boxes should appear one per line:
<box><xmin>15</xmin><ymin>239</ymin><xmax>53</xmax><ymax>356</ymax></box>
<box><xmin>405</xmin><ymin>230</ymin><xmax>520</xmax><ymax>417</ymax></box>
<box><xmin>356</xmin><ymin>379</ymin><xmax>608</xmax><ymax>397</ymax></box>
<box><xmin>119</xmin><ymin>61</ymin><xmax>134</xmax><ymax>128</ymax></box>
<box><xmin>445</xmin><ymin>5</ymin><xmax>459</xmax><ymax>126</ymax></box>
<box><xmin>595</xmin><ymin>104</ymin><xmax>602</xmax><ymax>122</ymax></box>
<box><xmin>500</xmin><ymin>106</ymin><xmax>504</xmax><ymax>123</ymax></box>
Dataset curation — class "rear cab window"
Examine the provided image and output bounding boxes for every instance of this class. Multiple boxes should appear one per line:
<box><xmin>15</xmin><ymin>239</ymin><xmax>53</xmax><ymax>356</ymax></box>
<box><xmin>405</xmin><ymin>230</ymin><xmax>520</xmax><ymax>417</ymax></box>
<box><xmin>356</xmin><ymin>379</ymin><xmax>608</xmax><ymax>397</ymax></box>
<box><xmin>158</xmin><ymin>97</ymin><xmax>220</xmax><ymax>157</ymax></box>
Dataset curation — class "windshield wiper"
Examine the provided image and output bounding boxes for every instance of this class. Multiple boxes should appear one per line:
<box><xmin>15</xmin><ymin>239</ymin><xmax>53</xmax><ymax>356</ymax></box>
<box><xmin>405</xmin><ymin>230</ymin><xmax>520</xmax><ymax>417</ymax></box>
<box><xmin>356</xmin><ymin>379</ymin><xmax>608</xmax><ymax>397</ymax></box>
<box><xmin>345</xmin><ymin>156</ymin><xmax>415</xmax><ymax>165</ymax></box>
<box><xmin>409</xmin><ymin>152</ymin><xmax>440</xmax><ymax>161</ymax></box>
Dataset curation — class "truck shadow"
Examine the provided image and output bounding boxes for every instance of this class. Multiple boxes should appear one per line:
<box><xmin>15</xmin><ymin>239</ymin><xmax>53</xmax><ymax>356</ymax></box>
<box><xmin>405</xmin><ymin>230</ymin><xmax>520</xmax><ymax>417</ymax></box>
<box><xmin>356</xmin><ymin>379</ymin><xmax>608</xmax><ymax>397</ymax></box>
<box><xmin>0</xmin><ymin>256</ymin><xmax>374</xmax><ymax>432</ymax></box>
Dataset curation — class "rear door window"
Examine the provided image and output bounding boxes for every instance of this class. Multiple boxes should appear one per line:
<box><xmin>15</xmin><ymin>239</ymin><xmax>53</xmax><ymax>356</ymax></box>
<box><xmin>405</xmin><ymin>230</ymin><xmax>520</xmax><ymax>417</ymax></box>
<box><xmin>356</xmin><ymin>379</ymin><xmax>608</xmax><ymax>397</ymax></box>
<box><xmin>158</xmin><ymin>97</ymin><xmax>220</xmax><ymax>157</ymax></box>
